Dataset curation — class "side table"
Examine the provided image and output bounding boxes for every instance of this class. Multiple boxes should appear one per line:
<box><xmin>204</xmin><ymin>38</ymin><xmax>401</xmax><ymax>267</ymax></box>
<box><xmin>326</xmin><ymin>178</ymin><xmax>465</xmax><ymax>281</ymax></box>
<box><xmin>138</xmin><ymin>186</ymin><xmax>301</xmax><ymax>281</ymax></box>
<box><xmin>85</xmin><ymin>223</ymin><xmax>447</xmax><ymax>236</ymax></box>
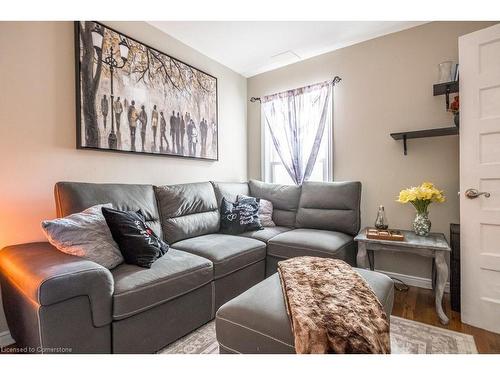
<box><xmin>354</xmin><ymin>228</ymin><xmax>451</xmax><ymax>324</ymax></box>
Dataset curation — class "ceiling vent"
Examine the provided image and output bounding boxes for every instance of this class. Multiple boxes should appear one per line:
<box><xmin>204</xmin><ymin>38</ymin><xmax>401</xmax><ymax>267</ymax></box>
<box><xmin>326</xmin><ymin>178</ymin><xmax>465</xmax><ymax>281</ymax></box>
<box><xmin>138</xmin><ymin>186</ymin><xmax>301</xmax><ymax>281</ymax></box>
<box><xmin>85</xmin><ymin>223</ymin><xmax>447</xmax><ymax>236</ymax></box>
<box><xmin>269</xmin><ymin>50</ymin><xmax>301</xmax><ymax>65</ymax></box>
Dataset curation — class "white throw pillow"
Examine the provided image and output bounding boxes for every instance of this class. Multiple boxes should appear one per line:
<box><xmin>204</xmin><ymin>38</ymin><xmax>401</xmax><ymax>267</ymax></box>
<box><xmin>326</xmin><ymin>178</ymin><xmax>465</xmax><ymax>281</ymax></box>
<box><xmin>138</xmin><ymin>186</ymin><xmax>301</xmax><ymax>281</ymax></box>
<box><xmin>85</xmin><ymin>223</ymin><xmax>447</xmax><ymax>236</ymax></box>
<box><xmin>41</xmin><ymin>203</ymin><xmax>124</xmax><ymax>269</ymax></box>
<box><xmin>237</xmin><ymin>195</ymin><xmax>276</xmax><ymax>227</ymax></box>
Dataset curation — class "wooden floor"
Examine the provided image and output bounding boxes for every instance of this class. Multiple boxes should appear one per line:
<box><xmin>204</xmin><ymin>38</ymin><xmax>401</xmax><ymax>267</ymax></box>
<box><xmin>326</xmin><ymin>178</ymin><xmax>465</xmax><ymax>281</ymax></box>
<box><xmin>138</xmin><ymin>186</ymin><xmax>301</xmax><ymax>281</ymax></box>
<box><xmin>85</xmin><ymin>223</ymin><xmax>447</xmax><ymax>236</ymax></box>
<box><xmin>392</xmin><ymin>285</ymin><xmax>500</xmax><ymax>353</ymax></box>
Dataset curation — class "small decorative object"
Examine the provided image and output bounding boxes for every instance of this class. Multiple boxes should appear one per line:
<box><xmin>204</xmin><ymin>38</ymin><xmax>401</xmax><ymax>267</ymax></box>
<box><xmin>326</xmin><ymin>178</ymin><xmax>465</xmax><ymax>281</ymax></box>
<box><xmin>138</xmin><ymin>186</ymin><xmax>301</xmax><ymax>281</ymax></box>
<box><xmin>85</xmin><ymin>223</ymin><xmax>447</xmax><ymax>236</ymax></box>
<box><xmin>438</xmin><ymin>61</ymin><xmax>454</xmax><ymax>83</ymax></box>
<box><xmin>374</xmin><ymin>205</ymin><xmax>388</xmax><ymax>230</ymax></box>
<box><xmin>75</xmin><ymin>21</ymin><xmax>218</xmax><ymax>160</ymax></box>
<box><xmin>397</xmin><ymin>182</ymin><xmax>446</xmax><ymax>236</ymax></box>
<box><xmin>366</xmin><ymin>228</ymin><xmax>404</xmax><ymax>241</ymax></box>
<box><xmin>449</xmin><ymin>95</ymin><xmax>459</xmax><ymax>127</ymax></box>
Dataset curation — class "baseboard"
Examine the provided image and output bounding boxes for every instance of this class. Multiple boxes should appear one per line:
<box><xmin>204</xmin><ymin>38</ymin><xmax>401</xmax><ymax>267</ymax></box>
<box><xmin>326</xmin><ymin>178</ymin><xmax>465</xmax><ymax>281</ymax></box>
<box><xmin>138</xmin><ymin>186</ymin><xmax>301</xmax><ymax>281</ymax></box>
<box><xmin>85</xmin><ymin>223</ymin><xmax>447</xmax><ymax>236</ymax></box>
<box><xmin>0</xmin><ymin>330</ymin><xmax>14</xmax><ymax>348</ymax></box>
<box><xmin>375</xmin><ymin>269</ymin><xmax>450</xmax><ymax>293</ymax></box>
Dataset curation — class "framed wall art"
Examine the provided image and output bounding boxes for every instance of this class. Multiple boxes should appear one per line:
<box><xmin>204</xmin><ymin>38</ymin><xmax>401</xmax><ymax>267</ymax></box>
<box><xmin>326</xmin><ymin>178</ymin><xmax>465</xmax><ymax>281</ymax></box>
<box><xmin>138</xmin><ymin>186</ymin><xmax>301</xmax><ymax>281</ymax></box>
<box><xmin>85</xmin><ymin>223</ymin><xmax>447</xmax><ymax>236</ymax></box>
<box><xmin>75</xmin><ymin>21</ymin><xmax>218</xmax><ymax>160</ymax></box>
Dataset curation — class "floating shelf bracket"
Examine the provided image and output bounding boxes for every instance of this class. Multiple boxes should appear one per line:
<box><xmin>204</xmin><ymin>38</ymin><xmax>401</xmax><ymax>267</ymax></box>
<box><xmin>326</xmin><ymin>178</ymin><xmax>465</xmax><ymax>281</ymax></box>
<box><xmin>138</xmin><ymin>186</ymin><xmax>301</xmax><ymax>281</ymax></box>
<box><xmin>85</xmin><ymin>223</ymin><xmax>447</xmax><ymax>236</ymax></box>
<box><xmin>433</xmin><ymin>81</ymin><xmax>459</xmax><ymax>111</ymax></box>
<box><xmin>445</xmin><ymin>86</ymin><xmax>450</xmax><ymax>110</ymax></box>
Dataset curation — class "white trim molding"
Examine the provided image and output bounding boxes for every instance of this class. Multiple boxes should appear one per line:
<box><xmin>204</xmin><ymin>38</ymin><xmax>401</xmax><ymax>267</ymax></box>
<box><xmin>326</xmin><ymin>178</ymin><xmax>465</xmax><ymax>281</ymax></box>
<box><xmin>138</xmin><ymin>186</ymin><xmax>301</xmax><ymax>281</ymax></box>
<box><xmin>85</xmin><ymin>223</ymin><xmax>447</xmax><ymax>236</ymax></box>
<box><xmin>376</xmin><ymin>269</ymin><xmax>450</xmax><ymax>293</ymax></box>
<box><xmin>0</xmin><ymin>330</ymin><xmax>14</xmax><ymax>348</ymax></box>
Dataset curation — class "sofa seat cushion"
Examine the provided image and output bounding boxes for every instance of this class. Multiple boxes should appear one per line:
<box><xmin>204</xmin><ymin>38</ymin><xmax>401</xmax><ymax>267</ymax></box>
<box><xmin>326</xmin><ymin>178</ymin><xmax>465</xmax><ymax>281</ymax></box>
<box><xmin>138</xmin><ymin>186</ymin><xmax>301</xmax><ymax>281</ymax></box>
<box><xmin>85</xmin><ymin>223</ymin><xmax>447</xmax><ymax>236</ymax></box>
<box><xmin>173</xmin><ymin>234</ymin><xmax>266</xmax><ymax>279</ymax></box>
<box><xmin>239</xmin><ymin>226</ymin><xmax>292</xmax><ymax>243</ymax></box>
<box><xmin>111</xmin><ymin>249</ymin><xmax>213</xmax><ymax>320</ymax></box>
<box><xmin>215</xmin><ymin>270</ymin><xmax>394</xmax><ymax>354</ymax></box>
<box><xmin>267</xmin><ymin>228</ymin><xmax>354</xmax><ymax>260</ymax></box>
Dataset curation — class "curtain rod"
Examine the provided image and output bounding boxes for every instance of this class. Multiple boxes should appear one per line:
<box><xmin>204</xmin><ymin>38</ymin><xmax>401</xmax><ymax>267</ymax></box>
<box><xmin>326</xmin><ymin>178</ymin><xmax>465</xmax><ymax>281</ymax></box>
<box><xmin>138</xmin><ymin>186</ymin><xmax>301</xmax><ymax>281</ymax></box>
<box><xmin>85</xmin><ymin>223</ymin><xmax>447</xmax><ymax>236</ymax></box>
<box><xmin>249</xmin><ymin>76</ymin><xmax>341</xmax><ymax>103</ymax></box>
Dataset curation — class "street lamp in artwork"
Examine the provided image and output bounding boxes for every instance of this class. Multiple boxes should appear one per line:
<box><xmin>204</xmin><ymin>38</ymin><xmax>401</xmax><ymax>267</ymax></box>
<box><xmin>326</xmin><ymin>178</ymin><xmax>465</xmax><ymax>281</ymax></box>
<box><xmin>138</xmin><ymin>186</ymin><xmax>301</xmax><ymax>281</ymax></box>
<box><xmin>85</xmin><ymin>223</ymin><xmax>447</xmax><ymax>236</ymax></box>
<box><xmin>91</xmin><ymin>24</ymin><xmax>129</xmax><ymax>149</ymax></box>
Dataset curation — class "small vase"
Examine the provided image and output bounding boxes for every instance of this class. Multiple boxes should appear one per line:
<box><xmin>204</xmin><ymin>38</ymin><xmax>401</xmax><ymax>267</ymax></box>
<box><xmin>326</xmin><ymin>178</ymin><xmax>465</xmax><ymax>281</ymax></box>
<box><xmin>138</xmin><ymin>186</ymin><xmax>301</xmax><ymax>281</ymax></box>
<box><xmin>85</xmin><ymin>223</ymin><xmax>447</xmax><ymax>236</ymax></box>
<box><xmin>413</xmin><ymin>212</ymin><xmax>431</xmax><ymax>236</ymax></box>
<box><xmin>375</xmin><ymin>205</ymin><xmax>389</xmax><ymax>229</ymax></box>
<box><xmin>454</xmin><ymin>112</ymin><xmax>459</xmax><ymax>127</ymax></box>
<box><xmin>438</xmin><ymin>61</ymin><xmax>453</xmax><ymax>83</ymax></box>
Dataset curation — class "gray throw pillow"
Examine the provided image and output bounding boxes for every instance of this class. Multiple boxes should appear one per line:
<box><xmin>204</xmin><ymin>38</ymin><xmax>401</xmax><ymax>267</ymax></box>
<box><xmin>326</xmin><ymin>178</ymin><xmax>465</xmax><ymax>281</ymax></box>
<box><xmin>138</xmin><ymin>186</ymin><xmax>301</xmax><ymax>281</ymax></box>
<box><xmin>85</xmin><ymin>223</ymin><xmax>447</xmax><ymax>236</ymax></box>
<box><xmin>41</xmin><ymin>203</ymin><xmax>124</xmax><ymax>269</ymax></box>
<box><xmin>238</xmin><ymin>194</ymin><xmax>275</xmax><ymax>227</ymax></box>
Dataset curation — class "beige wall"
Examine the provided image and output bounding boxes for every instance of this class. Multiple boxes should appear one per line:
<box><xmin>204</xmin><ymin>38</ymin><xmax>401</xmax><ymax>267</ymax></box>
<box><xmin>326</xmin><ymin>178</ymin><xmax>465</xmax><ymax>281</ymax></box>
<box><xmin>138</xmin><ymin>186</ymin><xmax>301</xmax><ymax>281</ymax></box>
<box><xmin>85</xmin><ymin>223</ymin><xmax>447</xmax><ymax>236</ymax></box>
<box><xmin>0</xmin><ymin>21</ymin><xmax>247</xmax><ymax>334</ymax></box>
<box><xmin>248</xmin><ymin>22</ymin><xmax>496</xmax><ymax>280</ymax></box>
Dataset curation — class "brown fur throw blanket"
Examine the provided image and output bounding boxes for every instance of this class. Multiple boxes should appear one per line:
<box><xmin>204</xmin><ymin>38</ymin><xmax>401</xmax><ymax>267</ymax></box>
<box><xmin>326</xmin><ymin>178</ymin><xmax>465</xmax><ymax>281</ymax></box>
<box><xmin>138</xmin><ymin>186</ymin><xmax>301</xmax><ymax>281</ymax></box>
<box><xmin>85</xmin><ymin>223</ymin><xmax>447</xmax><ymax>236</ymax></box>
<box><xmin>277</xmin><ymin>256</ymin><xmax>390</xmax><ymax>354</ymax></box>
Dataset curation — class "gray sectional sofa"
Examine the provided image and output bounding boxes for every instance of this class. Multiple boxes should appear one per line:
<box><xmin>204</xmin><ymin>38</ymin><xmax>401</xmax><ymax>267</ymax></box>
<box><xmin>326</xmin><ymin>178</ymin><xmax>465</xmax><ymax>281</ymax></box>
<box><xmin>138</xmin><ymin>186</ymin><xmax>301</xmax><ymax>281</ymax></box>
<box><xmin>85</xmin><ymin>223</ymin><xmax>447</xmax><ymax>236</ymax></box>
<box><xmin>0</xmin><ymin>179</ymin><xmax>376</xmax><ymax>353</ymax></box>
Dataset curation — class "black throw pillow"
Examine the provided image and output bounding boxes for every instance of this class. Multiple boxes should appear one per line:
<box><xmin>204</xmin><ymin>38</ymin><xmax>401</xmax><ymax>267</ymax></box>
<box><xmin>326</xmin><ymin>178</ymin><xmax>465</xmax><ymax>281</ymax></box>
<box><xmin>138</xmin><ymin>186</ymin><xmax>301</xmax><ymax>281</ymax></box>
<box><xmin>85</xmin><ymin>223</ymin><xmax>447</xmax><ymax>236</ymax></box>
<box><xmin>102</xmin><ymin>207</ymin><xmax>169</xmax><ymax>268</ymax></box>
<box><xmin>219</xmin><ymin>197</ymin><xmax>263</xmax><ymax>235</ymax></box>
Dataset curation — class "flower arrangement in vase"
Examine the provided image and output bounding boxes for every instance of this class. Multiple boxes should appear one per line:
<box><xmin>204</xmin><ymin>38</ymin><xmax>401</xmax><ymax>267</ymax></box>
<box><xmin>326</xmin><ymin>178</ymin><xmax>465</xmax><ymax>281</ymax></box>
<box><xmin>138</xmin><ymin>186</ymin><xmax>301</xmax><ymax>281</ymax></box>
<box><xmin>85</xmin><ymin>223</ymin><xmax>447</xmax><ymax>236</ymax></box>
<box><xmin>449</xmin><ymin>95</ymin><xmax>459</xmax><ymax>127</ymax></box>
<box><xmin>397</xmin><ymin>182</ymin><xmax>446</xmax><ymax>236</ymax></box>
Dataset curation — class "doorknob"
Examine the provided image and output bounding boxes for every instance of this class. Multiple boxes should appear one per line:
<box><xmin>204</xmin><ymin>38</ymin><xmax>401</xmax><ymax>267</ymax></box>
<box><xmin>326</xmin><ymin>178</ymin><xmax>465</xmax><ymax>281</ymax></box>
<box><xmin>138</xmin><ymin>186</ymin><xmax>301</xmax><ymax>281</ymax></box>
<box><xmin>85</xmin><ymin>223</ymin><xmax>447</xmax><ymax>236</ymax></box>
<box><xmin>465</xmin><ymin>188</ymin><xmax>491</xmax><ymax>199</ymax></box>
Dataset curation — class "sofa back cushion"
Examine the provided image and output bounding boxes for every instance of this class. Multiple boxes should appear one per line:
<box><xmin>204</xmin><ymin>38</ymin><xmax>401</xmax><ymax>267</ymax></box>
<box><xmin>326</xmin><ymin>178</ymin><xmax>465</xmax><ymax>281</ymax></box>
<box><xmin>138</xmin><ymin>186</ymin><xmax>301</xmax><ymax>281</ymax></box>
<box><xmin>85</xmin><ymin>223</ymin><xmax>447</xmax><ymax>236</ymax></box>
<box><xmin>54</xmin><ymin>182</ymin><xmax>162</xmax><ymax>237</ymax></box>
<box><xmin>248</xmin><ymin>179</ymin><xmax>301</xmax><ymax>227</ymax></box>
<box><xmin>210</xmin><ymin>181</ymin><xmax>249</xmax><ymax>206</ymax></box>
<box><xmin>155</xmin><ymin>182</ymin><xmax>219</xmax><ymax>243</ymax></box>
<box><xmin>295</xmin><ymin>181</ymin><xmax>361</xmax><ymax>236</ymax></box>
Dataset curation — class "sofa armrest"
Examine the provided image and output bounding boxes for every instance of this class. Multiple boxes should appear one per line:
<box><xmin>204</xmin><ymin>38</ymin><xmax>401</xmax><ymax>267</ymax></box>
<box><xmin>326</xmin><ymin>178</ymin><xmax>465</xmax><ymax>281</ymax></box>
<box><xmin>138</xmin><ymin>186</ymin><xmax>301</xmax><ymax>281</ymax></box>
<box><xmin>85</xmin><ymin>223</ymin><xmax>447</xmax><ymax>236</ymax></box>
<box><xmin>0</xmin><ymin>242</ymin><xmax>114</xmax><ymax>327</ymax></box>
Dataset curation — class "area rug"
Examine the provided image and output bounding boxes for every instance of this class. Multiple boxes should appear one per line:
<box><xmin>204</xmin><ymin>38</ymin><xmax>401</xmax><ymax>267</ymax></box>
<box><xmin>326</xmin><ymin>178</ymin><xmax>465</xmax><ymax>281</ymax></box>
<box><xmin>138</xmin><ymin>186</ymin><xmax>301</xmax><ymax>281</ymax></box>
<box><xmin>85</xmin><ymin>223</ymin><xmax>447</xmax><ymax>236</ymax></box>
<box><xmin>159</xmin><ymin>316</ymin><xmax>477</xmax><ymax>354</ymax></box>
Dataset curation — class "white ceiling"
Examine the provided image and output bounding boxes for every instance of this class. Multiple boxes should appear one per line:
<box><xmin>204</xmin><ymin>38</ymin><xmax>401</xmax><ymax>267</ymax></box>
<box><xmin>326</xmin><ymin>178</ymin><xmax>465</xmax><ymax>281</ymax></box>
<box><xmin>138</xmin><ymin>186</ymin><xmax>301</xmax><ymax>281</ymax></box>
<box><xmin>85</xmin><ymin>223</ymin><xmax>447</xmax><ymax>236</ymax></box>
<box><xmin>149</xmin><ymin>21</ymin><xmax>426</xmax><ymax>77</ymax></box>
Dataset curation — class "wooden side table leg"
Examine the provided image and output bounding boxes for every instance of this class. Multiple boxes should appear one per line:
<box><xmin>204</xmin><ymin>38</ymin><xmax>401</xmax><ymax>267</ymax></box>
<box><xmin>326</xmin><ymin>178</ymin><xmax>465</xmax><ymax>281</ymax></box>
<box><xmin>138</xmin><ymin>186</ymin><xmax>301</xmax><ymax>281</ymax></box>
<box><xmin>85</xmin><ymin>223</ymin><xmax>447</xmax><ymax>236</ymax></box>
<box><xmin>435</xmin><ymin>250</ymin><xmax>449</xmax><ymax>324</ymax></box>
<box><xmin>431</xmin><ymin>259</ymin><xmax>436</xmax><ymax>290</ymax></box>
<box><xmin>357</xmin><ymin>242</ymin><xmax>370</xmax><ymax>269</ymax></box>
<box><xmin>368</xmin><ymin>250</ymin><xmax>375</xmax><ymax>271</ymax></box>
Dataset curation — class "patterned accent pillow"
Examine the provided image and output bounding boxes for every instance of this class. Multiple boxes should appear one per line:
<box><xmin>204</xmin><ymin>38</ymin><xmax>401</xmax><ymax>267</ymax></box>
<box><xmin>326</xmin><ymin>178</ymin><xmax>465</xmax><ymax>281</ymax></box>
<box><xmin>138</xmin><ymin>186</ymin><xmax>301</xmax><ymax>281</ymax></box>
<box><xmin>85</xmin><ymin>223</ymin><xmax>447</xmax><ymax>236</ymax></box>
<box><xmin>41</xmin><ymin>203</ymin><xmax>124</xmax><ymax>269</ymax></box>
<box><xmin>102</xmin><ymin>207</ymin><xmax>169</xmax><ymax>269</ymax></box>
<box><xmin>238</xmin><ymin>194</ymin><xmax>275</xmax><ymax>227</ymax></box>
<box><xmin>220</xmin><ymin>197</ymin><xmax>263</xmax><ymax>235</ymax></box>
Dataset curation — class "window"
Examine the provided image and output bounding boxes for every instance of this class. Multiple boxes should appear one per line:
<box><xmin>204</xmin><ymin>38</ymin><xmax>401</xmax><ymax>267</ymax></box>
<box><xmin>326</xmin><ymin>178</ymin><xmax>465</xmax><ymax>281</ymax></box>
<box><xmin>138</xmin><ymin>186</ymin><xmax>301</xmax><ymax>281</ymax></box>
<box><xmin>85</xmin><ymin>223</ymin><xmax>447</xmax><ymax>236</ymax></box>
<box><xmin>261</xmin><ymin>81</ymin><xmax>333</xmax><ymax>185</ymax></box>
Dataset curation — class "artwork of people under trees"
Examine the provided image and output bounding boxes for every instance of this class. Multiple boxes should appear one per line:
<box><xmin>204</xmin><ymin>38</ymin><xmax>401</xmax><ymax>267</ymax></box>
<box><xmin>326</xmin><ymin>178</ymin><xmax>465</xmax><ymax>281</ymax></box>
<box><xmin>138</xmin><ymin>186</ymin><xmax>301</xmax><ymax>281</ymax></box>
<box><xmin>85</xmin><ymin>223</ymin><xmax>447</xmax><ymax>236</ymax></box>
<box><xmin>75</xmin><ymin>21</ymin><xmax>218</xmax><ymax>160</ymax></box>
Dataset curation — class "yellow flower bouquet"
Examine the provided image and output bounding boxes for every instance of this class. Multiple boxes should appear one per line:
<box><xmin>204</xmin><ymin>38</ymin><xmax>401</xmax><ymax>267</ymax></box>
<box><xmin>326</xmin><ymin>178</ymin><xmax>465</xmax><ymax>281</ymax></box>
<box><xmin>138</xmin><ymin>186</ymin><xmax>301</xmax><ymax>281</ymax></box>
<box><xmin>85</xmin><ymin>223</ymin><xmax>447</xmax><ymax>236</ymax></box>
<box><xmin>397</xmin><ymin>182</ymin><xmax>446</xmax><ymax>236</ymax></box>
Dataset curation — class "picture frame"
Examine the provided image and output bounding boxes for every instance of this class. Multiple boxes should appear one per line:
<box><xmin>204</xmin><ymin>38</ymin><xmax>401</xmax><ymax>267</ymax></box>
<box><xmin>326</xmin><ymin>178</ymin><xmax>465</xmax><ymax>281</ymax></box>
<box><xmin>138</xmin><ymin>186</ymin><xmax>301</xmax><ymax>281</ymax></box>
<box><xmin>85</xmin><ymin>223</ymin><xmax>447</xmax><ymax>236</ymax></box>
<box><xmin>75</xmin><ymin>21</ymin><xmax>219</xmax><ymax>160</ymax></box>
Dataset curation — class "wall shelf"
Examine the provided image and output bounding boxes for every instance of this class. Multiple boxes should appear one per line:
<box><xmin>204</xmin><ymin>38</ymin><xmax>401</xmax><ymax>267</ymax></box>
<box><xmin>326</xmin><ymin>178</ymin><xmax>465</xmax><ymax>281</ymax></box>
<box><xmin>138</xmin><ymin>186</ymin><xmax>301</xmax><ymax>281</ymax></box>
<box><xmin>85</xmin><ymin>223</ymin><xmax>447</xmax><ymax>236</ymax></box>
<box><xmin>433</xmin><ymin>81</ymin><xmax>459</xmax><ymax>96</ymax></box>
<box><xmin>390</xmin><ymin>127</ymin><xmax>459</xmax><ymax>155</ymax></box>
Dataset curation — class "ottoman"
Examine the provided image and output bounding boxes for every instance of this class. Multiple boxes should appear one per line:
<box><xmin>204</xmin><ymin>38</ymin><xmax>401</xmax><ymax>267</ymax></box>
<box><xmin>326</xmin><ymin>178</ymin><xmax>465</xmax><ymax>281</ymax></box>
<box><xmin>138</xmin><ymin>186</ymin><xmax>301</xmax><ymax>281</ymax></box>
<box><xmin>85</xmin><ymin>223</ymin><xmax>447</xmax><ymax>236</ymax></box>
<box><xmin>215</xmin><ymin>269</ymin><xmax>394</xmax><ymax>354</ymax></box>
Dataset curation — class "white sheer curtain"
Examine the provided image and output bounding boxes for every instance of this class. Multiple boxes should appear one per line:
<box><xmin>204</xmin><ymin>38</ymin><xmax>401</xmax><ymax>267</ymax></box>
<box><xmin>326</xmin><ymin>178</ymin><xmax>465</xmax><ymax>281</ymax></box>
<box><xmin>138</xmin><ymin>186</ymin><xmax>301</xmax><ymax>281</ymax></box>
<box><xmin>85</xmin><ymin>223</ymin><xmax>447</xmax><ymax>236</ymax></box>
<box><xmin>262</xmin><ymin>80</ymin><xmax>332</xmax><ymax>185</ymax></box>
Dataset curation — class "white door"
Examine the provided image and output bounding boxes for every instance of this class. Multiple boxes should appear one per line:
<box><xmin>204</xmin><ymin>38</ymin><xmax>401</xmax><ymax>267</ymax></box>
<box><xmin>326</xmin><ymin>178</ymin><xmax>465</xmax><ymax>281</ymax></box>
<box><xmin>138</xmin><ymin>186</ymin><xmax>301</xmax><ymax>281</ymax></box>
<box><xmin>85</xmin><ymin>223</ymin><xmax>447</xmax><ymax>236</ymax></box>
<box><xmin>460</xmin><ymin>23</ymin><xmax>500</xmax><ymax>334</ymax></box>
